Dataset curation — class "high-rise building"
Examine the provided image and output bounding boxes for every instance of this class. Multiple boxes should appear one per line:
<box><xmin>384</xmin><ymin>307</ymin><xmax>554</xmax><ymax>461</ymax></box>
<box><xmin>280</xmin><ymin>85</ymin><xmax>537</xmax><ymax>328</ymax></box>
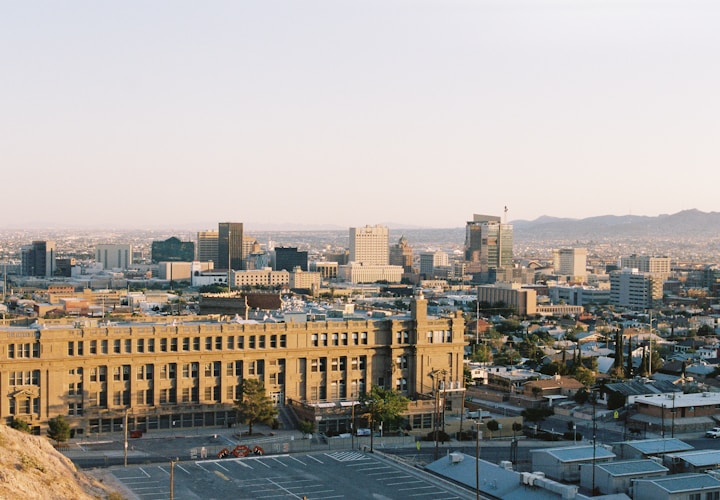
<box><xmin>389</xmin><ymin>235</ymin><xmax>414</xmax><ymax>273</ymax></box>
<box><xmin>21</xmin><ymin>241</ymin><xmax>56</xmax><ymax>277</ymax></box>
<box><xmin>553</xmin><ymin>248</ymin><xmax>588</xmax><ymax>282</ymax></box>
<box><xmin>218</xmin><ymin>222</ymin><xmax>244</xmax><ymax>270</ymax></box>
<box><xmin>151</xmin><ymin>237</ymin><xmax>195</xmax><ymax>263</ymax></box>
<box><xmin>196</xmin><ymin>230</ymin><xmax>219</xmax><ymax>263</ymax></box>
<box><xmin>274</xmin><ymin>247</ymin><xmax>308</xmax><ymax>272</ymax></box>
<box><xmin>464</xmin><ymin>214</ymin><xmax>513</xmax><ymax>271</ymax></box>
<box><xmin>349</xmin><ymin>225</ymin><xmax>389</xmax><ymax>265</ymax></box>
<box><xmin>419</xmin><ymin>251</ymin><xmax>449</xmax><ymax>277</ymax></box>
<box><xmin>620</xmin><ymin>255</ymin><xmax>671</xmax><ymax>281</ymax></box>
<box><xmin>95</xmin><ymin>244</ymin><xmax>133</xmax><ymax>270</ymax></box>
<box><xmin>610</xmin><ymin>268</ymin><xmax>663</xmax><ymax>309</ymax></box>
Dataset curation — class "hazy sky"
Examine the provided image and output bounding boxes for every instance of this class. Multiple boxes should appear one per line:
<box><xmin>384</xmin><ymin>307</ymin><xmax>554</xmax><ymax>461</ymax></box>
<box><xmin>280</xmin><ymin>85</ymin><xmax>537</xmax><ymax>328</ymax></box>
<box><xmin>3</xmin><ymin>0</ymin><xmax>719</xmax><ymax>229</ymax></box>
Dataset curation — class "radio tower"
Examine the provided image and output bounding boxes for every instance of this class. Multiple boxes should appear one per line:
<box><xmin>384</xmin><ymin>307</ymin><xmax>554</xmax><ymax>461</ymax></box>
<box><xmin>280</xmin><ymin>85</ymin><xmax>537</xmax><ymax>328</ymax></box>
<box><xmin>504</xmin><ymin>205</ymin><xmax>508</xmax><ymax>223</ymax></box>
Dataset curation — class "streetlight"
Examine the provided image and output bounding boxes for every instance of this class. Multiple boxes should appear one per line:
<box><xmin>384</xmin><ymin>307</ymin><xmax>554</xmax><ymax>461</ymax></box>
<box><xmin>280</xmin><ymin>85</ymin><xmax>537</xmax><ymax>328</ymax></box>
<box><xmin>350</xmin><ymin>402</ymin><xmax>359</xmax><ymax>450</ymax></box>
<box><xmin>169</xmin><ymin>457</ymin><xmax>178</xmax><ymax>500</ymax></box>
<box><xmin>475</xmin><ymin>421</ymin><xmax>482</xmax><ymax>500</ymax></box>
<box><xmin>123</xmin><ymin>409</ymin><xmax>129</xmax><ymax>467</ymax></box>
<box><xmin>428</xmin><ymin>369</ymin><xmax>441</xmax><ymax>461</ymax></box>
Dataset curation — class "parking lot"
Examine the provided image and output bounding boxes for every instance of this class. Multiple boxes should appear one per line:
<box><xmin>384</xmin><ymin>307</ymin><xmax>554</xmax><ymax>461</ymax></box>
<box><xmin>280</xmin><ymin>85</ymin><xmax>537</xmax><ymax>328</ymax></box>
<box><xmin>109</xmin><ymin>449</ymin><xmax>474</xmax><ymax>499</ymax></box>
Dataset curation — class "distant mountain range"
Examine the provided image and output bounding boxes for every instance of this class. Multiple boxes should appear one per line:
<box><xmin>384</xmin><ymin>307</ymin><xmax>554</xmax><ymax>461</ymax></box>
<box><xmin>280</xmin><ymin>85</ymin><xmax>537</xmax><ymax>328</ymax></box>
<box><xmin>511</xmin><ymin>209</ymin><xmax>720</xmax><ymax>240</ymax></box>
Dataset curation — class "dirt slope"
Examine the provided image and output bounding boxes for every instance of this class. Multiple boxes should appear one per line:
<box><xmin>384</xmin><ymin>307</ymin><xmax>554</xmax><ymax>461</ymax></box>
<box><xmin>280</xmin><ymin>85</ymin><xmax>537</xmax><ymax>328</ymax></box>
<box><xmin>0</xmin><ymin>425</ymin><xmax>120</xmax><ymax>500</ymax></box>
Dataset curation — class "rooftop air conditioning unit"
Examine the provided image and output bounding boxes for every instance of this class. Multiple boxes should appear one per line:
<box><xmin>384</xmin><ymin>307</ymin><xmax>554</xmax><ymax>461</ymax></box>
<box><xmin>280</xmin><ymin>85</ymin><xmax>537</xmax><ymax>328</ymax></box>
<box><xmin>499</xmin><ymin>460</ymin><xmax>513</xmax><ymax>470</ymax></box>
<box><xmin>449</xmin><ymin>452</ymin><xmax>464</xmax><ymax>464</ymax></box>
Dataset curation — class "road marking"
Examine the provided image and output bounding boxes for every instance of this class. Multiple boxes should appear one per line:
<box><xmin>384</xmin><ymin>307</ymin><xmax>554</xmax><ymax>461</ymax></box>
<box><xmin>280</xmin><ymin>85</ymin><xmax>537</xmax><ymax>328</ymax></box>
<box><xmin>215</xmin><ymin>462</ymin><xmax>230</xmax><ymax>471</ymax></box>
<box><xmin>287</xmin><ymin>455</ymin><xmax>306</xmax><ymax>465</ymax></box>
<box><xmin>157</xmin><ymin>466</ymin><xmax>169</xmax><ymax>476</ymax></box>
<box><xmin>138</xmin><ymin>467</ymin><xmax>151</xmax><ymax>477</ymax></box>
<box><xmin>194</xmin><ymin>462</ymin><xmax>211</xmax><ymax>472</ymax></box>
<box><xmin>307</xmin><ymin>455</ymin><xmax>324</xmax><ymax>464</ymax></box>
<box><xmin>325</xmin><ymin>451</ymin><xmax>368</xmax><ymax>462</ymax></box>
<box><xmin>214</xmin><ymin>470</ymin><xmax>229</xmax><ymax>481</ymax></box>
<box><xmin>177</xmin><ymin>464</ymin><xmax>190</xmax><ymax>474</ymax></box>
<box><xmin>270</xmin><ymin>457</ymin><xmax>288</xmax><ymax>467</ymax></box>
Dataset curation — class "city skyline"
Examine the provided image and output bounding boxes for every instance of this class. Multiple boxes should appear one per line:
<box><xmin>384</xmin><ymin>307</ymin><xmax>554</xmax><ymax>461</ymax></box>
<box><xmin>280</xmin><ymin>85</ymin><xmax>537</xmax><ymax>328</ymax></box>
<box><xmin>4</xmin><ymin>1</ymin><xmax>720</xmax><ymax>228</ymax></box>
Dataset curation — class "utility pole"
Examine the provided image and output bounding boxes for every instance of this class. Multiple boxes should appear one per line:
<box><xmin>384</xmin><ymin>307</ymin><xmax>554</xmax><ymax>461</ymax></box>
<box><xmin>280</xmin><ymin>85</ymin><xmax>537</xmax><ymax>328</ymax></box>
<box><xmin>169</xmin><ymin>458</ymin><xmax>178</xmax><ymax>500</ymax></box>
<box><xmin>123</xmin><ymin>409</ymin><xmax>129</xmax><ymax>467</ymax></box>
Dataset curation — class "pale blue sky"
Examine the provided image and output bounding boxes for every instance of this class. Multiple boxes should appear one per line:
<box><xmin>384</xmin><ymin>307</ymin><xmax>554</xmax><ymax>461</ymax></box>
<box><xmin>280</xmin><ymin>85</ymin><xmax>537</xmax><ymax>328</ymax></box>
<box><xmin>2</xmin><ymin>0</ymin><xmax>718</xmax><ymax>229</ymax></box>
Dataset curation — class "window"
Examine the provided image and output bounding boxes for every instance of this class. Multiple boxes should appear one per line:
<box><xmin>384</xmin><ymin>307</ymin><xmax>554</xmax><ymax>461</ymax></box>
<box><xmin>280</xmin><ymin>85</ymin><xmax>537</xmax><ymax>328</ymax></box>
<box><xmin>8</xmin><ymin>344</ymin><xmax>13</xmax><ymax>358</ymax></box>
<box><xmin>361</xmin><ymin>332</ymin><xmax>367</xmax><ymax>345</ymax></box>
<box><xmin>182</xmin><ymin>338</ymin><xmax>189</xmax><ymax>351</ymax></box>
<box><xmin>339</xmin><ymin>357</ymin><xmax>346</xmax><ymax>371</ymax></box>
<box><xmin>160</xmin><ymin>338</ymin><xmax>168</xmax><ymax>352</ymax></box>
<box><xmin>68</xmin><ymin>342</ymin><xmax>74</xmax><ymax>356</ymax></box>
<box><xmin>113</xmin><ymin>366</ymin><xmax>121</xmax><ymax>381</ymax></box>
<box><xmin>259</xmin><ymin>335</ymin><xmax>265</xmax><ymax>349</ymax></box>
<box><xmin>331</xmin><ymin>358</ymin><xmax>338</xmax><ymax>371</ymax></box>
<box><xmin>319</xmin><ymin>358</ymin><xmax>327</xmax><ymax>372</ymax></box>
<box><xmin>114</xmin><ymin>339</ymin><xmax>121</xmax><ymax>353</ymax></box>
<box><xmin>101</xmin><ymin>339</ymin><xmax>108</xmax><ymax>354</ymax></box>
<box><xmin>170</xmin><ymin>338</ymin><xmax>178</xmax><ymax>352</ymax></box>
<box><xmin>182</xmin><ymin>388</ymin><xmax>190</xmax><ymax>403</ymax></box>
<box><xmin>193</xmin><ymin>337</ymin><xmax>200</xmax><ymax>351</ymax></box>
<box><xmin>99</xmin><ymin>366</ymin><xmax>107</xmax><ymax>382</ymax></box>
<box><xmin>205</xmin><ymin>337</ymin><xmax>212</xmax><ymax>350</ymax></box>
<box><xmin>205</xmin><ymin>363</ymin><xmax>213</xmax><ymax>377</ymax></box>
<box><xmin>352</xmin><ymin>333</ymin><xmax>358</xmax><ymax>345</ymax></box>
<box><xmin>332</xmin><ymin>333</ymin><xmax>338</xmax><ymax>346</ymax></box>
<box><xmin>311</xmin><ymin>334</ymin><xmax>318</xmax><ymax>347</ymax></box>
<box><xmin>183</xmin><ymin>364</ymin><xmax>190</xmax><ymax>378</ymax></box>
<box><xmin>249</xmin><ymin>336</ymin><xmax>256</xmax><ymax>349</ymax></box>
<box><xmin>147</xmin><ymin>339</ymin><xmax>155</xmax><ymax>353</ymax></box>
<box><xmin>321</xmin><ymin>334</ymin><xmax>327</xmax><ymax>346</ymax></box>
<box><xmin>311</xmin><ymin>359</ymin><xmax>318</xmax><ymax>372</ymax></box>
<box><xmin>124</xmin><ymin>339</ymin><xmax>132</xmax><ymax>353</ymax></box>
<box><xmin>270</xmin><ymin>335</ymin><xmax>277</xmax><ymax>348</ymax></box>
<box><xmin>33</xmin><ymin>343</ymin><xmax>40</xmax><ymax>358</ymax></box>
<box><xmin>341</xmin><ymin>333</ymin><xmax>348</xmax><ymax>346</ymax></box>
<box><xmin>216</xmin><ymin>336</ymin><xmax>222</xmax><ymax>350</ymax></box>
<box><xmin>238</xmin><ymin>336</ymin><xmax>244</xmax><ymax>349</ymax></box>
<box><xmin>227</xmin><ymin>336</ymin><xmax>234</xmax><ymax>349</ymax></box>
<box><xmin>77</xmin><ymin>341</ymin><xmax>84</xmax><ymax>355</ymax></box>
<box><xmin>280</xmin><ymin>335</ymin><xmax>286</xmax><ymax>348</ymax></box>
<box><xmin>137</xmin><ymin>339</ymin><xmax>144</xmax><ymax>353</ymax></box>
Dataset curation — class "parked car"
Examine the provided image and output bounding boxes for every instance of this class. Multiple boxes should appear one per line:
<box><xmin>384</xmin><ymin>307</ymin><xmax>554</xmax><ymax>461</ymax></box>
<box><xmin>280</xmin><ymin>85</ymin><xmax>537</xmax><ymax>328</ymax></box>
<box><xmin>705</xmin><ymin>427</ymin><xmax>720</xmax><ymax>438</ymax></box>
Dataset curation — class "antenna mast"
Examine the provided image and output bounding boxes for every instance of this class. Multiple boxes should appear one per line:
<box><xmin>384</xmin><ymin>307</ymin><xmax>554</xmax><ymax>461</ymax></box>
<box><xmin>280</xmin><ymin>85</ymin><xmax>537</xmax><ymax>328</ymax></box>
<box><xmin>504</xmin><ymin>205</ymin><xmax>508</xmax><ymax>224</ymax></box>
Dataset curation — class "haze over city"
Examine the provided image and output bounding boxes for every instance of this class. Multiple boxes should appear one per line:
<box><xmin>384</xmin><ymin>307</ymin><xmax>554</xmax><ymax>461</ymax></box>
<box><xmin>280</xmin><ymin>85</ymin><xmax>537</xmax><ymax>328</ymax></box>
<box><xmin>4</xmin><ymin>0</ymin><xmax>719</xmax><ymax>229</ymax></box>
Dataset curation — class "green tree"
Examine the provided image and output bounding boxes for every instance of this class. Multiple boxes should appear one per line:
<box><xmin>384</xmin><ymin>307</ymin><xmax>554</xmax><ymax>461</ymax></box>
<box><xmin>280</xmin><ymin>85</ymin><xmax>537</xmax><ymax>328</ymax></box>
<box><xmin>511</xmin><ymin>421</ymin><xmax>523</xmax><ymax>438</ymax></box>
<box><xmin>573</xmin><ymin>366</ymin><xmax>596</xmax><ymax>387</ymax></box>
<box><xmin>521</xmin><ymin>407</ymin><xmax>554</xmax><ymax>430</ymax></box>
<box><xmin>486</xmin><ymin>419</ymin><xmax>500</xmax><ymax>438</ymax></box>
<box><xmin>298</xmin><ymin>420</ymin><xmax>315</xmax><ymax>436</ymax></box>
<box><xmin>10</xmin><ymin>418</ymin><xmax>31</xmax><ymax>433</ymax></box>
<box><xmin>360</xmin><ymin>386</ymin><xmax>410</xmax><ymax>435</ymax></box>
<box><xmin>235</xmin><ymin>379</ymin><xmax>278</xmax><ymax>435</ymax></box>
<box><xmin>47</xmin><ymin>415</ymin><xmax>71</xmax><ymax>445</ymax></box>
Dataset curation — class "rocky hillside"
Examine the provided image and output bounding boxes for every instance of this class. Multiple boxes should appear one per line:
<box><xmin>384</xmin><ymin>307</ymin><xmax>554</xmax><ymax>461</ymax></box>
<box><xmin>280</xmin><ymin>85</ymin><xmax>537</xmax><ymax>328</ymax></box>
<box><xmin>0</xmin><ymin>425</ymin><xmax>121</xmax><ymax>500</ymax></box>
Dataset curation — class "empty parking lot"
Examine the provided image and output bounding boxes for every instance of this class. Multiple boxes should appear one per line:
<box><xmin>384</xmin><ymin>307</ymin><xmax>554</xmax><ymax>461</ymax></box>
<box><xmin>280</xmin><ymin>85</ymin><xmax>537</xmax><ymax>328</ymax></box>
<box><xmin>109</xmin><ymin>449</ymin><xmax>474</xmax><ymax>499</ymax></box>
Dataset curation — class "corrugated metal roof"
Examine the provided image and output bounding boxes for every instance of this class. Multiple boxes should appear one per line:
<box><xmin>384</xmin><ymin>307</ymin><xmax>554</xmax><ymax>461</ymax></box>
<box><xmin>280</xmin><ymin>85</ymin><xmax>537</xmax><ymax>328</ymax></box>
<box><xmin>595</xmin><ymin>459</ymin><xmax>667</xmax><ymax>476</ymax></box>
<box><xmin>637</xmin><ymin>473</ymin><xmax>720</xmax><ymax>493</ymax></box>
<box><xmin>531</xmin><ymin>445</ymin><xmax>615</xmax><ymax>462</ymax></box>
<box><xmin>620</xmin><ymin>438</ymin><xmax>694</xmax><ymax>455</ymax></box>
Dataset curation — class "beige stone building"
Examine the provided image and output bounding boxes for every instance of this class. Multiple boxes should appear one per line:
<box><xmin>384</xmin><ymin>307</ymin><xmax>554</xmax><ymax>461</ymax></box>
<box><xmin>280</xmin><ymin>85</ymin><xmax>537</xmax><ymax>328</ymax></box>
<box><xmin>1</xmin><ymin>294</ymin><xmax>465</xmax><ymax>437</ymax></box>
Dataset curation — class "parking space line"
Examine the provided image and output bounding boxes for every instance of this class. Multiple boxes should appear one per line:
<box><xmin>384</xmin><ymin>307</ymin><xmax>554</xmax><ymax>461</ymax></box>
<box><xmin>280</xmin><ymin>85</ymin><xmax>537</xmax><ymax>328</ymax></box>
<box><xmin>266</xmin><ymin>478</ymin><xmax>305</xmax><ymax>499</ymax></box>
<box><xmin>176</xmin><ymin>464</ymin><xmax>191</xmax><ymax>474</ymax></box>
<box><xmin>157</xmin><ymin>466</ymin><xmax>169</xmax><ymax>476</ymax></box>
<box><xmin>138</xmin><ymin>467</ymin><xmax>151</xmax><ymax>477</ymax></box>
<box><xmin>307</xmin><ymin>455</ymin><xmax>324</xmax><ymax>464</ymax></box>
<box><xmin>254</xmin><ymin>459</ymin><xmax>271</xmax><ymax>468</ymax></box>
<box><xmin>194</xmin><ymin>462</ymin><xmax>211</xmax><ymax>472</ymax></box>
<box><xmin>287</xmin><ymin>455</ymin><xmax>306</xmax><ymax>465</ymax></box>
<box><xmin>387</xmin><ymin>480</ymin><xmax>423</xmax><ymax>486</ymax></box>
<box><xmin>215</xmin><ymin>462</ymin><xmax>230</xmax><ymax>471</ymax></box>
<box><xmin>270</xmin><ymin>457</ymin><xmax>288</xmax><ymax>467</ymax></box>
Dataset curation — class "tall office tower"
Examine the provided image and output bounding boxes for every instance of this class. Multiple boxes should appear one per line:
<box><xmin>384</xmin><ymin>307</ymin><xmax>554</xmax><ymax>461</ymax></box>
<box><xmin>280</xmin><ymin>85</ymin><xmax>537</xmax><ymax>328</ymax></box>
<box><xmin>218</xmin><ymin>222</ymin><xmax>244</xmax><ymax>270</ymax></box>
<box><xmin>274</xmin><ymin>247</ymin><xmax>308</xmax><ymax>272</ymax></box>
<box><xmin>620</xmin><ymin>254</ymin><xmax>671</xmax><ymax>281</ymax></box>
<box><xmin>419</xmin><ymin>251</ymin><xmax>449</xmax><ymax>277</ymax></box>
<box><xmin>151</xmin><ymin>237</ymin><xmax>195</xmax><ymax>263</ymax></box>
<box><xmin>610</xmin><ymin>268</ymin><xmax>663</xmax><ymax>309</ymax></box>
<box><xmin>553</xmin><ymin>248</ymin><xmax>588</xmax><ymax>282</ymax></box>
<box><xmin>95</xmin><ymin>244</ymin><xmax>133</xmax><ymax>270</ymax></box>
<box><xmin>196</xmin><ymin>230</ymin><xmax>219</xmax><ymax>263</ymax></box>
<box><xmin>464</xmin><ymin>213</ymin><xmax>513</xmax><ymax>270</ymax></box>
<box><xmin>349</xmin><ymin>225</ymin><xmax>389</xmax><ymax>265</ymax></box>
<box><xmin>389</xmin><ymin>235</ymin><xmax>414</xmax><ymax>273</ymax></box>
<box><xmin>21</xmin><ymin>240</ymin><xmax>56</xmax><ymax>277</ymax></box>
